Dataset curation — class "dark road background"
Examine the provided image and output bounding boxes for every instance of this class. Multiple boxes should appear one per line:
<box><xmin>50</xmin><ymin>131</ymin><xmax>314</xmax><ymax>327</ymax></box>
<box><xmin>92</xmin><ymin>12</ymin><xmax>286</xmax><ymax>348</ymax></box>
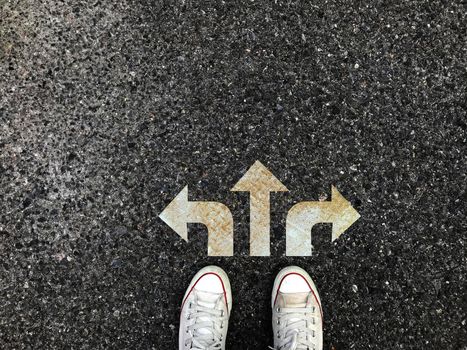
<box><xmin>1</xmin><ymin>0</ymin><xmax>466</xmax><ymax>349</ymax></box>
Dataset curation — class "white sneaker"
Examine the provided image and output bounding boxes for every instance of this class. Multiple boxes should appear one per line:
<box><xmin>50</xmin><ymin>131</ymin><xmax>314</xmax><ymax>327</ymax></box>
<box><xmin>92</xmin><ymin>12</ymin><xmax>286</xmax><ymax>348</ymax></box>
<box><xmin>271</xmin><ymin>266</ymin><xmax>323</xmax><ymax>350</ymax></box>
<box><xmin>179</xmin><ymin>266</ymin><xmax>232</xmax><ymax>350</ymax></box>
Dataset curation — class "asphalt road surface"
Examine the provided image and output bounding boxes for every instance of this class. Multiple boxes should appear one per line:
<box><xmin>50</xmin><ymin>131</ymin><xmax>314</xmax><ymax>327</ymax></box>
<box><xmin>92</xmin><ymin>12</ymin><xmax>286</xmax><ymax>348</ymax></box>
<box><xmin>1</xmin><ymin>0</ymin><xmax>466</xmax><ymax>349</ymax></box>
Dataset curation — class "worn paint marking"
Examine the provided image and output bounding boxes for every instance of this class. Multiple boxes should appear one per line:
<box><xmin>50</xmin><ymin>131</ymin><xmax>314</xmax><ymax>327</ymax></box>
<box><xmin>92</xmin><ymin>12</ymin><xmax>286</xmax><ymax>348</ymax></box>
<box><xmin>160</xmin><ymin>163</ymin><xmax>361</xmax><ymax>257</ymax></box>
<box><xmin>231</xmin><ymin>161</ymin><xmax>288</xmax><ymax>256</ymax></box>
<box><xmin>286</xmin><ymin>186</ymin><xmax>360</xmax><ymax>256</ymax></box>
<box><xmin>159</xmin><ymin>186</ymin><xmax>234</xmax><ymax>256</ymax></box>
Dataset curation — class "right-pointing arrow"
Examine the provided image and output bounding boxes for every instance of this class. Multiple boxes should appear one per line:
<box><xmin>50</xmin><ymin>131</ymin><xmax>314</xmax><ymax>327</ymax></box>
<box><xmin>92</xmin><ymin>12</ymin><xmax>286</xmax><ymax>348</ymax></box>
<box><xmin>286</xmin><ymin>186</ymin><xmax>360</xmax><ymax>256</ymax></box>
<box><xmin>159</xmin><ymin>186</ymin><xmax>234</xmax><ymax>256</ymax></box>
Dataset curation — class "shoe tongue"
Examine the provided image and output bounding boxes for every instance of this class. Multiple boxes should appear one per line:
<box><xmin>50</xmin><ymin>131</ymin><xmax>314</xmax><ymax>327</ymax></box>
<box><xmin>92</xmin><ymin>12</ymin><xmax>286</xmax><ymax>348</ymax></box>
<box><xmin>193</xmin><ymin>290</ymin><xmax>222</xmax><ymax>340</ymax></box>
<box><xmin>195</xmin><ymin>290</ymin><xmax>221</xmax><ymax>306</ymax></box>
<box><xmin>278</xmin><ymin>292</ymin><xmax>310</xmax><ymax>308</ymax></box>
<box><xmin>277</xmin><ymin>293</ymin><xmax>313</xmax><ymax>350</ymax></box>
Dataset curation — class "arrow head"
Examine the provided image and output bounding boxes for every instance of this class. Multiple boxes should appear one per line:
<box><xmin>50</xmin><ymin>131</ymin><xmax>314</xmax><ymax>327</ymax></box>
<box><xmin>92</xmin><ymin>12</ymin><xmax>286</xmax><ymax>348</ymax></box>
<box><xmin>331</xmin><ymin>186</ymin><xmax>361</xmax><ymax>241</ymax></box>
<box><xmin>159</xmin><ymin>186</ymin><xmax>190</xmax><ymax>242</ymax></box>
<box><xmin>231</xmin><ymin>160</ymin><xmax>288</xmax><ymax>192</ymax></box>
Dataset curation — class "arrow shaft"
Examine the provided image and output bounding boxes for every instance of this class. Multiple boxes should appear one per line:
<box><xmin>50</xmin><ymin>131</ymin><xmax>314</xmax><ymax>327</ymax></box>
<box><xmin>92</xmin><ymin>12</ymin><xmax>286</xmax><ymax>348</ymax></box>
<box><xmin>189</xmin><ymin>202</ymin><xmax>234</xmax><ymax>256</ymax></box>
<box><xmin>286</xmin><ymin>202</ymin><xmax>334</xmax><ymax>256</ymax></box>
<box><xmin>249</xmin><ymin>192</ymin><xmax>271</xmax><ymax>256</ymax></box>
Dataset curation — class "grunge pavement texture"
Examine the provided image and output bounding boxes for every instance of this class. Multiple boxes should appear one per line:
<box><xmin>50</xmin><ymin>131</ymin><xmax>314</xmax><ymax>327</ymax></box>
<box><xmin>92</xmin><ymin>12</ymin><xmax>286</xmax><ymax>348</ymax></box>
<box><xmin>1</xmin><ymin>0</ymin><xmax>466</xmax><ymax>349</ymax></box>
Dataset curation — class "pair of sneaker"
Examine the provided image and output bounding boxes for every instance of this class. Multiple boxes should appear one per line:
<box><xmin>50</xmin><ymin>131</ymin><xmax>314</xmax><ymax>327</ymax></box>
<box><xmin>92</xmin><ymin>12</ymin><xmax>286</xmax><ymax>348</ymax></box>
<box><xmin>180</xmin><ymin>266</ymin><xmax>323</xmax><ymax>350</ymax></box>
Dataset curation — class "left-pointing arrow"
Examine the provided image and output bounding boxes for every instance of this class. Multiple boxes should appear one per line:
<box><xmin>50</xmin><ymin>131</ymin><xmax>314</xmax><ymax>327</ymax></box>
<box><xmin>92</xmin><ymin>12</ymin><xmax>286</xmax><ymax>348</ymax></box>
<box><xmin>159</xmin><ymin>186</ymin><xmax>234</xmax><ymax>256</ymax></box>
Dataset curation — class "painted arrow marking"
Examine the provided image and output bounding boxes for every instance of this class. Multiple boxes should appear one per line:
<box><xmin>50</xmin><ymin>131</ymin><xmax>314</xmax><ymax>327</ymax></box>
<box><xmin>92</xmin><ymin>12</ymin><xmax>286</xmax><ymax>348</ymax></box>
<box><xmin>159</xmin><ymin>186</ymin><xmax>234</xmax><ymax>256</ymax></box>
<box><xmin>286</xmin><ymin>186</ymin><xmax>360</xmax><ymax>256</ymax></box>
<box><xmin>231</xmin><ymin>161</ymin><xmax>288</xmax><ymax>256</ymax></box>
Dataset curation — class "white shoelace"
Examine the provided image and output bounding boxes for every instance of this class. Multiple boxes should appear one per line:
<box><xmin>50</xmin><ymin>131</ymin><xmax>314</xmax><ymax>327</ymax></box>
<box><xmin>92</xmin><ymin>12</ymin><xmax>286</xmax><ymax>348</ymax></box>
<box><xmin>271</xmin><ymin>306</ymin><xmax>318</xmax><ymax>350</ymax></box>
<box><xmin>185</xmin><ymin>295</ymin><xmax>227</xmax><ymax>350</ymax></box>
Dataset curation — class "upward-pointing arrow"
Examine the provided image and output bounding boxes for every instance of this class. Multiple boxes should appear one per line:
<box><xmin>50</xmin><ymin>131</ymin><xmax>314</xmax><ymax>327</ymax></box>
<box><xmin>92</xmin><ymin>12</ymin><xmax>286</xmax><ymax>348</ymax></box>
<box><xmin>159</xmin><ymin>186</ymin><xmax>234</xmax><ymax>256</ymax></box>
<box><xmin>286</xmin><ymin>186</ymin><xmax>360</xmax><ymax>256</ymax></box>
<box><xmin>231</xmin><ymin>161</ymin><xmax>288</xmax><ymax>256</ymax></box>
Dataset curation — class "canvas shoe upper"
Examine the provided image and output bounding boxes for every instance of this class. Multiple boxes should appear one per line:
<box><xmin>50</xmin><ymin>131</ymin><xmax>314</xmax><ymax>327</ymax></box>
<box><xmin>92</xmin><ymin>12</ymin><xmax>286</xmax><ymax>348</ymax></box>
<box><xmin>179</xmin><ymin>266</ymin><xmax>232</xmax><ymax>350</ymax></box>
<box><xmin>271</xmin><ymin>266</ymin><xmax>323</xmax><ymax>350</ymax></box>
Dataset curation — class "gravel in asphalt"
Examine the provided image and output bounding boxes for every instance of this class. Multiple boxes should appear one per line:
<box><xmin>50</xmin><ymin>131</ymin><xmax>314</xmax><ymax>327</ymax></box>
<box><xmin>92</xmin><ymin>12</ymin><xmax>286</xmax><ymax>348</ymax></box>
<box><xmin>1</xmin><ymin>0</ymin><xmax>466</xmax><ymax>349</ymax></box>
